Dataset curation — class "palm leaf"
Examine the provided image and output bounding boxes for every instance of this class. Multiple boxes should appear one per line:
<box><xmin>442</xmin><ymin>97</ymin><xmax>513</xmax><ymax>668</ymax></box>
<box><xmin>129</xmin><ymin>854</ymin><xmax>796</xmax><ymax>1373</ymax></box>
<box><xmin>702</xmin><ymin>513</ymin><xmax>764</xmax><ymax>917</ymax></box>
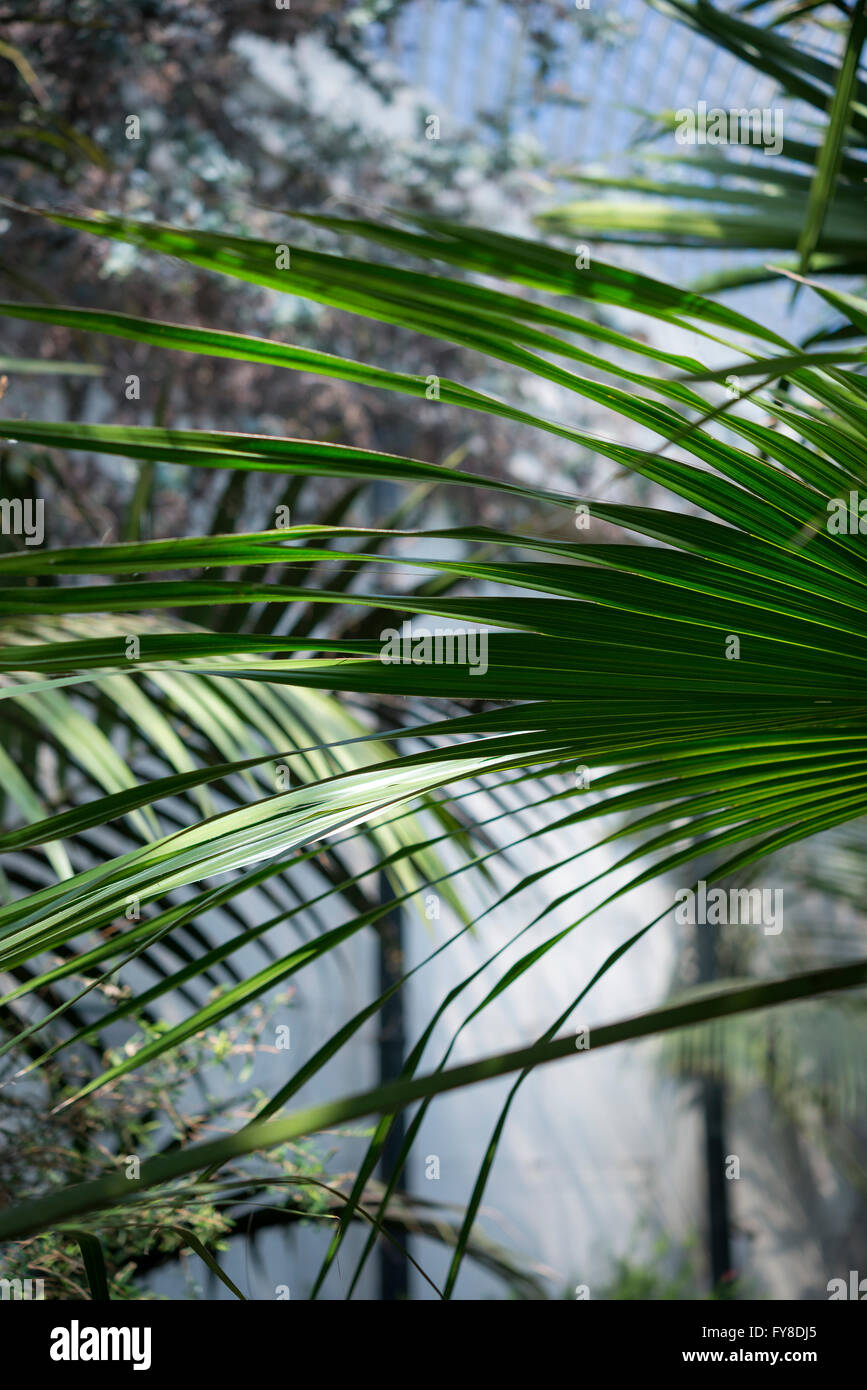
<box><xmin>0</xmin><ymin>192</ymin><xmax>865</xmax><ymax>1294</ymax></box>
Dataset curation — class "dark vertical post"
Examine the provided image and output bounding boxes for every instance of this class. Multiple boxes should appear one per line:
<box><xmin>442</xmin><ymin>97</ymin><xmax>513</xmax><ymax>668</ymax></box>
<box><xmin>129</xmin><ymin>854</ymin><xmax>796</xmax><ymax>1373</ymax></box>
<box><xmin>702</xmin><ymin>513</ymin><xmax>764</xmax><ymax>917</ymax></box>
<box><xmin>377</xmin><ymin>870</ymin><xmax>409</xmax><ymax>1299</ymax></box>
<box><xmin>697</xmin><ymin>920</ymin><xmax>733</xmax><ymax>1293</ymax></box>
